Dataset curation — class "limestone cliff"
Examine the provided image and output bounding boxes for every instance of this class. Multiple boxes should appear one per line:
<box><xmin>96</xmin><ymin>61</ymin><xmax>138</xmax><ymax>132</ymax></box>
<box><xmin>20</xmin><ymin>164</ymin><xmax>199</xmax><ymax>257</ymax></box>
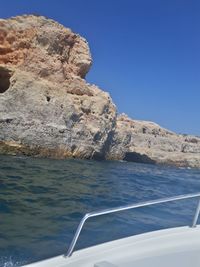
<box><xmin>0</xmin><ymin>15</ymin><xmax>116</xmax><ymax>159</ymax></box>
<box><xmin>107</xmin><ymin>114</ymin><xmax>200</xmax><ymax>168</ymax></box>
<box><xmin>0</xmin><ymin>15</ymin><xmax>200</xmax><ymax>168</ymax></box>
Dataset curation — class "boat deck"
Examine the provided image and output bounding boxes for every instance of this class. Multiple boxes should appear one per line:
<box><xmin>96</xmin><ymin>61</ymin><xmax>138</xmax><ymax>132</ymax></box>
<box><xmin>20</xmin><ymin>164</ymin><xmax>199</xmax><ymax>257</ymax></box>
<box><xmin>22</xmin><ymin>193</ymin><xmax>200</xmax><ymax>267</ymax></box>
<box><xmin>23</xmin><ymin>225</ymin><xmax>200</xmax><ymax>267</ymax></box>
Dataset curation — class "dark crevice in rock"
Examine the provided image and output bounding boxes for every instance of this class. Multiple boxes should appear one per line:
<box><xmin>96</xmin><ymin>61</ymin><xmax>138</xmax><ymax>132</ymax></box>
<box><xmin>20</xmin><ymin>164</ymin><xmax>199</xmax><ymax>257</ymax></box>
<box><xmin>92</xmin><ymin>153</ymin><xmax>104</xmax><ymax>160</ymax></box>
<box><xmin>124</xmin><ymin>152</ymin><xmax>156</xmax><ymax>164</ymax></box>
<box><xmin>0</xmin><ymin>67</ymin><xmax>12</xmax><ymax>93</ymax></box>
<box><xmin>66</xmin><ymin>36</ymin><xmax>77</xmax><ymax>64</ymax></box>
<box><xmin>46</xmin><ymin>96</ymin><xmax>51</xmax><ymax>102</ymax></box>
<box><xmin>71</xmin><ymin>144</ymin><xmax>76</xmax><ymax>153</ymax></box>
<box><xmin>81</xmin><ymin>107</ymin><xmax>91</xmax><ymax>115</ymax></box>
<box><xmin>0</xmin><ymin>118</ymin><xmax>13</xmax><ymax>123</ymax></box>
<box><xmin>93</xmin><ymin>128</ymin><xmax>116</xmax><ymax>161</ymax></box>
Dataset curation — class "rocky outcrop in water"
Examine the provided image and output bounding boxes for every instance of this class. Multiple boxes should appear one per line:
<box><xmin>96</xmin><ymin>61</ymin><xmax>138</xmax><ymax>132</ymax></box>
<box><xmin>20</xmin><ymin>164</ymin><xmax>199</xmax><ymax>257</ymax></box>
<box><xmin>0</xmin><ymin>15</ymin><xmax>116</xmax><ymax>159</ymax></box>
<box><xmin>107</xmin><ymin>114</ymin><xmax>200</xmax><ymax>168</ymax></box>
<box><xmin>0</xmin><ymin>15</ymin><xmax>200</xmax><ymax>167</ymax></box>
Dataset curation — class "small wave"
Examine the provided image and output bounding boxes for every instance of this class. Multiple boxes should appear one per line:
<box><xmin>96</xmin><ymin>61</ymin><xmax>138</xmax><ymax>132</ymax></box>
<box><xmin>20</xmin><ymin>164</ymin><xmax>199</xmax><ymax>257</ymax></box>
<box><xmin>1</xmin><ymin>257</ymin><xmax>26</xmax><ymax>267</ymax></box>
<box><xmin>3</xmin><ymin>261</ymin><xmax>14</xmax><ymax>267</ymax></box>
<box><xmin>1</xmin><ymin>257</ymin><xmax>14</xmax><ymax>267</ymax></box>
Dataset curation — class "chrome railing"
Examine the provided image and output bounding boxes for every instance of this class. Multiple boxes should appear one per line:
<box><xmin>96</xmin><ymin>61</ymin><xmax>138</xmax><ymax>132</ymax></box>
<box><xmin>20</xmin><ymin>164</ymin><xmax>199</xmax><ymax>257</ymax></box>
<box><xmin>65</xmin><ymin>192</ymin><xmax>200</xmax><ymax>257</ymax></box>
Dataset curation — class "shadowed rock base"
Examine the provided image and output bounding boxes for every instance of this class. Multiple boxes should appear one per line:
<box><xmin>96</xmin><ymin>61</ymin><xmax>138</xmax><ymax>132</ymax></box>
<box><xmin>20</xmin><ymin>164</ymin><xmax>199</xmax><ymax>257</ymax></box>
<box><xmin>0</xmin><ymin>141</ymin><xmax>95</xmax><ymax>159</ymax></box>
<box><xmin>124</xmin><ymin>152</ymin><xmax>156</xmax><ymax>164</ymax></box>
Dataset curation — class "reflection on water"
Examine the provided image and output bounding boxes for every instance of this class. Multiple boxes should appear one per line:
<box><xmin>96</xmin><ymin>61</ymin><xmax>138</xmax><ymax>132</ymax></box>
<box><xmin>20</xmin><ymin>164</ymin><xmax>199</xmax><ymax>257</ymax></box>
<box><xmin>0</xmin><ymin>155</ymin><xmax>200</xmax><ymax>266</ymax></box>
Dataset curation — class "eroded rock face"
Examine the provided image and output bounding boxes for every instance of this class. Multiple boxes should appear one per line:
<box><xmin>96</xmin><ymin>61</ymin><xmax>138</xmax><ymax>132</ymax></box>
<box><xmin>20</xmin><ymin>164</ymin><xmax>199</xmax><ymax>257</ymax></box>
<box><xmin>0</xmin><ymin>15</ymin><xmax>92</xmax><ymax>80</ymax></box>
<box><xmin>107</xmin><ymin>114</ymin><xmax>200</xmax><ymax>168</ymax></box>
<box><xmin>0</xmin><ymin>15</ymin><xmax>200</xmax><ymax>168</ymax></box>
<box><xmin>0</xmin><ymin>15</ymin><xmax>116</xmax><ymax>159</ymax></box>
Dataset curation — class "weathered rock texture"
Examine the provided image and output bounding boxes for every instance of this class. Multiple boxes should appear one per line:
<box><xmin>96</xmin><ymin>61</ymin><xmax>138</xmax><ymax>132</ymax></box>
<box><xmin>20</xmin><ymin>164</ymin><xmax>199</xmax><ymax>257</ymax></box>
<box><xmin>0</xmin><ymin>15</ymin><xmax>200</xmax><ymax>167</ymax></box>
<box><xmin>107</xmin><ymin>114</ymin><xmax>200</xmax><ymax>168</ymax></box>
<box><xmin>0</xmin><ymin>15</ymin><xmax>116</xmax><ymax>159</ymax></box>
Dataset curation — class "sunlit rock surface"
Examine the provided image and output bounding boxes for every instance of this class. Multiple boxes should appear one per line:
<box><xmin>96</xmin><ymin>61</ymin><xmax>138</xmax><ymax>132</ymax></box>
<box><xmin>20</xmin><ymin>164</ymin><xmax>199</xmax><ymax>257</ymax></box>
<box><xmin>107</xmin><ymin>114</ymin><xmax>200</xmax><ymax>168</ymax></box>
<box><xmin>0</xmin><ymin>15</ymin><xmax>116</xmax><ymax>159</ymax></box>
<box><xmin>0</xmin><ymin>15</ymin><xmax>200</xmax><ymax>167</ymax></box>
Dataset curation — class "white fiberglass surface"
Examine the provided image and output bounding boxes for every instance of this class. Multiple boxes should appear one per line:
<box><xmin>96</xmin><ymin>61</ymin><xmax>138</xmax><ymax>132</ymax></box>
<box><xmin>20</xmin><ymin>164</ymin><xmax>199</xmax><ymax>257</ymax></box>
<box><xmin>22</xmin><ymin>226</ymin><xmax>200</xmax><ymax>267</ymax></box>
<box><xmin>123</xmin><ymin>250</ymin><xmax>200</xmax><ymax>267</ymax></box>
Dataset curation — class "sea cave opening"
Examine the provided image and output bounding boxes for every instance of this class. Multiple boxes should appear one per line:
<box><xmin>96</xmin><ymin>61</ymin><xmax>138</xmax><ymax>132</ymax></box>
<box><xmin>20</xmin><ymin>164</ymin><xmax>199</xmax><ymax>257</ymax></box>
<box><xmin>124</xmin><ymin>152</ymin><xmax>156</xmax><ymax>164</ymax></box>
<box><xmin>0</xmin><ymin>67</ymin><xmax>12</xmax><ymax>93</ymax></box>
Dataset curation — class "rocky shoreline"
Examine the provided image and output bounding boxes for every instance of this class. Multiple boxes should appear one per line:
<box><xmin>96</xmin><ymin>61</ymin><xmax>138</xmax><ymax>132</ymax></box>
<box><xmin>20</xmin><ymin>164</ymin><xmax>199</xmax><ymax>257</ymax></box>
<box><xmin>0</xmin><ymin>15</ymin><xmax>200</xmax><ymax>168</ymax></box>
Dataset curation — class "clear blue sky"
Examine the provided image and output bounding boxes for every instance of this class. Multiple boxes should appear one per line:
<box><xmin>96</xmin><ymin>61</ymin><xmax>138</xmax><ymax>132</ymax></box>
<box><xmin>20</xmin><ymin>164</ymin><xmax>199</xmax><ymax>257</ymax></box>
<box><xmin>1</xmin><ymin>0</ymin><xmax>200</xmax><ymax>135</ymax></box>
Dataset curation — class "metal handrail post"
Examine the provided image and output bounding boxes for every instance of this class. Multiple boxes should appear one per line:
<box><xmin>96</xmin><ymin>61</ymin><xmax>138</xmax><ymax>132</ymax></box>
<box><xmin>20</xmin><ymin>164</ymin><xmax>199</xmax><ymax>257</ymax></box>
<box><xmin>65</xmin><ymin>192</ymin><xmax>200</xmax><ymax>257</ymax></box>
<box><xmin>192</xmin><ymin>198</ymin><xmax>200</xmax><ymax>227</ymax></box>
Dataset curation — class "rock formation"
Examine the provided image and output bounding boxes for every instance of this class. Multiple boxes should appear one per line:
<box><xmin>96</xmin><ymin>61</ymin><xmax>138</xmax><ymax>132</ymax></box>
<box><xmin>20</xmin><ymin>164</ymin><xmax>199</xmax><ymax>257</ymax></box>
<box><xmin>0</xmin><ymin>15</ymin><xmax>200</xmax><ymax>168</ymax></box>
<box><xmin>0</xmin><ymin>15</ymin><xmax>116</xmax><ymax>159</ymax></box>
<box><xmin>107</xmin><ymin>114</ymin><xmax>200</xmax><ymax>168</ymax></box>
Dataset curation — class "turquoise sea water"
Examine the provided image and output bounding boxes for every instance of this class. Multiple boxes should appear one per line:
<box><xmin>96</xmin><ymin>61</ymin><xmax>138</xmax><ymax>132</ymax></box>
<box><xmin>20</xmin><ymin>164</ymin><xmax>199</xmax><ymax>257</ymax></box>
<box><xmin>0</xmin><ymin>155</ymin><xmax>200</xmax><ymax>266</ymax></box>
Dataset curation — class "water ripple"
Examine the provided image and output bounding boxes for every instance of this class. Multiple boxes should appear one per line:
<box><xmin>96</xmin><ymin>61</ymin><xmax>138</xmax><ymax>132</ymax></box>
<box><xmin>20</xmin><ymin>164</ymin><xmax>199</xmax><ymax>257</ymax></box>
<box><xmin>0</xmin><ymin>155</ymin><xmax>200</xmax><ymax>266</ymax></box>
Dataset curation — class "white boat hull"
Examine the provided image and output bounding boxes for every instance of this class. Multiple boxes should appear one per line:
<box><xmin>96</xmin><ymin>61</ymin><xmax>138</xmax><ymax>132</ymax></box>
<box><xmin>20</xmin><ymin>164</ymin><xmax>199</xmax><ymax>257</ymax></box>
<box><xmin>22</xmin><ymin>225</ymin><xmax>200</xmax><ymax>267</ymax></box>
